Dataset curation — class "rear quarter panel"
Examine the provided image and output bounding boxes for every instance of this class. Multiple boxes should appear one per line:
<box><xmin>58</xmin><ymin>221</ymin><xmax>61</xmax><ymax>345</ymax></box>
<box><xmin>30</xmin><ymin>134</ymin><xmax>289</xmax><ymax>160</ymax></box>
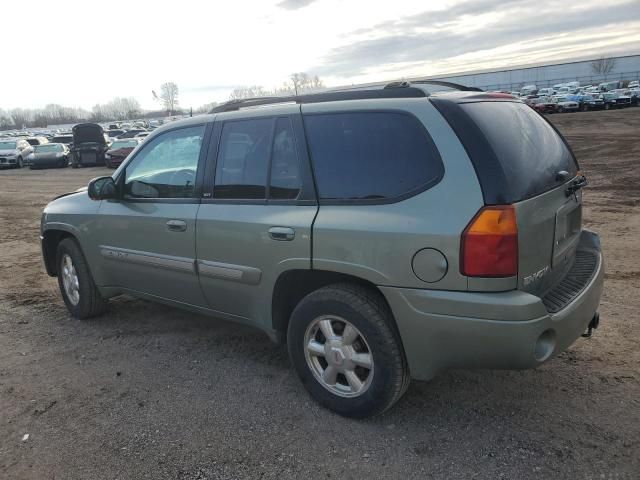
<box><xmin>307</xmin><ymin>98</ymin><xmax>485</xmax><ymax>290</ymax></box>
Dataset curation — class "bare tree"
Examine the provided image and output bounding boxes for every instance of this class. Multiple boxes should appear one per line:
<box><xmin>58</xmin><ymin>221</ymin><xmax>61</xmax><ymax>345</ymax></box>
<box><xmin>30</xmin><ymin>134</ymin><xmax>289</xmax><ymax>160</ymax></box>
<box><xmin>154</xmin><ymin>82</ymin><xmax>179</xmax><ymax>114</ymax></box>
<box><xmin>227</xmin><ymin>73</ymin><xmax>325</xmax><ymax>101</ymax></box>
<box><xmin>591</xmin><ymin>56</ymin><xmax>616</xmax><ymax>75</ymax></box>
<box><xmin>10</xmin><ymin>109</ymin><xmax>32</xmax><ymax>129</ymax></box>
<box><xmin>229</xmin><ymin>85</ymin><xmax>269</xmax><ymax>100</ymax></box>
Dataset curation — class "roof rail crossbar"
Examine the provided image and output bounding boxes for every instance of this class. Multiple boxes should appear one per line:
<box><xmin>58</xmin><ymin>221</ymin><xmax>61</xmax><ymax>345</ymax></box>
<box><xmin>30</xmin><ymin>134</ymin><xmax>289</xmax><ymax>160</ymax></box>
<box><xmin>411</xmin><ymin>80</ymin><xmax>484</xmax><ymax>92</ymax></box>
<box><xmin>209</xmin><ymin>87</ymin><xmax>427</xmax><ymax>113</ymax></box>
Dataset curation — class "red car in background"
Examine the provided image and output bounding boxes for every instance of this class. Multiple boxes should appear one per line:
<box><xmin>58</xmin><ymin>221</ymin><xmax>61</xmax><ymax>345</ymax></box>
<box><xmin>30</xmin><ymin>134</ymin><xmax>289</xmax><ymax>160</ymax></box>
<box><xmin>529</xmin><ymin>96</ymin><xmax>558</xmax><ymax>114</ymax></box>
<box><xmin>104</xmin><ymin>138</ymin><xmax>140</xmax><ymax>168</ymax></box>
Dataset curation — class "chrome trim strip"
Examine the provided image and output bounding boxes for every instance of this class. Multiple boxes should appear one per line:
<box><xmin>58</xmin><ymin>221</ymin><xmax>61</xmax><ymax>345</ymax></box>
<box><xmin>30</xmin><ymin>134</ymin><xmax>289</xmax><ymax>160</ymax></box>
<box><xmin>197</xmin><ymin>260</ymin><xmax>262</xmax><ymax>285</ymax></box>
<box><xmin>100</xmin><ymin>246</ymin><xmax>195</xmax><ymax>273</ymax></box>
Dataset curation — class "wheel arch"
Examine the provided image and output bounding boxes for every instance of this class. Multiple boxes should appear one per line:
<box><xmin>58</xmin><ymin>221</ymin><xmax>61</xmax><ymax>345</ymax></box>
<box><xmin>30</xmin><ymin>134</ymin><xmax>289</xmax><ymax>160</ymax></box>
<box><xmin>271</xmin><ymin>269</ymin><xmax>396</xmax><ymax>342</ymax></box>
<box><xmin>41</xmin><ymin>228</ymin><xmax>79</xmax><ymax>276</ymax></box>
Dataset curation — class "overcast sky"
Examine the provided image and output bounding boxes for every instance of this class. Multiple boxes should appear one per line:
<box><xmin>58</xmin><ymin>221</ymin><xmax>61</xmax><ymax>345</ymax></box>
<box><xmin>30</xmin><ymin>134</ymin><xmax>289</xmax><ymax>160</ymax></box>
<box><xmin>3</xmin><ymin>0</ymin><xmax>639</xmax><ymax>111</ymax></box>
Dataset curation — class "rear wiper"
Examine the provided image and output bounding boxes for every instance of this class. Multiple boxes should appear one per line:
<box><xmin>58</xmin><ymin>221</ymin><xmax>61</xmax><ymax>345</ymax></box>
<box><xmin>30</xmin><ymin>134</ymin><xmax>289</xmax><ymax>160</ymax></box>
<box><xmin>565</xmin><ymin>174</ymin><xmax>588</xmax><ymax>198</ymax></box>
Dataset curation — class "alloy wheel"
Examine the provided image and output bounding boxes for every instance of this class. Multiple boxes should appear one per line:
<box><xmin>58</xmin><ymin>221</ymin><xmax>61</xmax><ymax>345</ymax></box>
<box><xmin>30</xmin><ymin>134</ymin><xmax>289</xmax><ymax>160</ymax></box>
<box><xmin>61</xmin><ymin>254</ymin><xmax>80</xmax><ymax>306</ymax></box>
<box><xmin>304</xmin><ymin>315</ymin><xmax>374</xmax><ymax>398</ymax></box>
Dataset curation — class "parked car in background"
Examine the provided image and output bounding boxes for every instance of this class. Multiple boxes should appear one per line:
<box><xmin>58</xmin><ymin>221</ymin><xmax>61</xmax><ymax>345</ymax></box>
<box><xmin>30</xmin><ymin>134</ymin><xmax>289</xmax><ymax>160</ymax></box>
<box><xmin>530</xmin><ymin>96</ymin><xmax>557</xmax><ymax>114</ymax></box>
<box><xmin>599</xmin><ymin>81</ymin><xmax>622</xmax><ymax>92</ymax></box>
<box><xmin>520</xmin><ymin>84</ymin><xmax>537</xmax><ymax>95</ymax></box>
<box><xmin>626</xmin><ymin>88</ymin><xmax>640</xmax><ymax>106</ymax></box>
<box><xmin>106</xmin><ymin>129</ymin><xmax>125</xmax><ymax>140</ymax></box>
<box><xmin>553</xmin><ymin>96</ymin><xmax>580</xmax><ymax>113</ymax></box>
<box><xmin>28</xmin><ymin>143</ymin><xmax>70</xmax><ymax>169</ymax></box>
<box><xmin>70</xmin><ymin>123</ymin><xmax>110</xmax><ymax>168</ymax></box>
<box><xmin>628</xmin><ymin>80</ymin><xmax>639</xmax><ymax>89</ymax></box>
<box><xmin>601</xmin><ymin>92</ymin><xmax>631</xmax><ymax>109</ymax></box>
<box><xmin>117</xmin><ymin>128</ymin><xmax>147</xmax><ymax>139</ymax></box>
<box><xmin>104</xmin><ymin>138</ymin><xmax>140</xmax><ymax>168</ymax></box>
<box><xmin>0</xmin><ymin>138</ymin><xmax>33</xmax><ymax>168</ymax></box>
<box><xmin>568</xmin><ymin>94</ymin><xmax>605</xmax><ymax>111</ymax></box>
<box><xmin>26</xmin><ymin>136</ymin><xmax>49</xmax><ymax>147</ymax></box>
<box><xmin>134</xmin><ymin>131</ymin><xmax>150</xmax><ymax>140</ymax></box>
<box><xmin>39</xmin><ymin>85</ymin><xmax>604</xmax><ymax>417</ymax></box>
<box><xmin>538</xmin><ymin>87</ymin><xmax>555</xmax><ymax>96</ymax></box>
<box><xmin>50</xmin><ymin>134</ymin><xmax>74</xmax><ymax>147</ymax></box>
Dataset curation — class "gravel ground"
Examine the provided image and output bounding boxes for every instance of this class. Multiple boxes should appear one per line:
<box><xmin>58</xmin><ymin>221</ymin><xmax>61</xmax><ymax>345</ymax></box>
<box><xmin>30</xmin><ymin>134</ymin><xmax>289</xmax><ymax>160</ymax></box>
<box><xmin>1</xmin><ymin>109</ymin><xmax>639</xmax><ymax>479</ymax></box>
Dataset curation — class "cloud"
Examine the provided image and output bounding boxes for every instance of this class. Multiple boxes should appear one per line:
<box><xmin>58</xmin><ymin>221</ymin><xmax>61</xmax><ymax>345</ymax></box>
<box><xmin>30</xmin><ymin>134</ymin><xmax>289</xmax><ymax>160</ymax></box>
<box><xmin>314</xmin><ymin>0</ymin><xmax>640</xmax><ymax>78</ymax></box>
<box><xmin>277</xmin><ymin>0</ymin><xmax>317</xmax><ymax>10</ymax></box>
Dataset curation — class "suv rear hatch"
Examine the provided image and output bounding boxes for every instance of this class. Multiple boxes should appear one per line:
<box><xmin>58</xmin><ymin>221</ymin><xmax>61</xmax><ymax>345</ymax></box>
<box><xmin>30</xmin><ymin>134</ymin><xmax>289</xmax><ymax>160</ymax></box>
<box><xmin>432</xmin><ymin>94</ymin><xmax>585</xmax><ymax>300</ymax></box>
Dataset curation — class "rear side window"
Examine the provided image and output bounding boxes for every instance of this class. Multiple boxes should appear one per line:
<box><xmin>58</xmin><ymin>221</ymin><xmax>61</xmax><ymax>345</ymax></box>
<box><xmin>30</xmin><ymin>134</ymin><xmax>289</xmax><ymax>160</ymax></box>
<box><xmin>303</xmin><ymin>112</ymin><xmax>443</xmax><ymax>201</ymax></box>
<box><xmin>270</xmin><ymin>117</ymin><xmax>301</xmax><ymax>200</ymax></box>
<box><xmin>213</xmin><ymin>117</ymin><xmax>303</xmax><ymax>200</ymax></box>
<box><xmin>460</xmin><ymin>102</ymin><xmax>578</xmax><ymax>201</ymax></box>
<box><xmin>214</xmin><ymin>118</ymin><xmax>272</xmax><ymax>199</ymax></box>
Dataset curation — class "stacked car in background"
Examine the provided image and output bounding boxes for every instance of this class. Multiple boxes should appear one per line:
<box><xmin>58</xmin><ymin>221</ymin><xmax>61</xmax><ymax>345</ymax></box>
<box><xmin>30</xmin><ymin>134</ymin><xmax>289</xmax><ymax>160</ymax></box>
<box><xmin>0</xmin><ymin>118</ymin><xmax>170</xmax><ymax>170</ymax></box>
<box><xmin>508</xmin><ymin>78</ymin><xmax>639</xmax><ymax>114</ymax></box>
<box><xmin>1</xmin><ymin>77</ymin><xmax>639</xmax><ymax>170</ymax></box>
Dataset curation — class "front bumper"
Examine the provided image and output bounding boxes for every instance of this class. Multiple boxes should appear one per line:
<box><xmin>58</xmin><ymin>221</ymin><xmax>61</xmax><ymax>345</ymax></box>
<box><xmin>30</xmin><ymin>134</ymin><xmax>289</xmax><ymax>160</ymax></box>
<box><xmin>381</xmin><ymin>230</ymin><xmax>604</xmax><ymax>381</ymax></box>
<box><xmin>0</xmin><ymin>157</ymin><xmax>17</xmax><ymax>166</ymax></box>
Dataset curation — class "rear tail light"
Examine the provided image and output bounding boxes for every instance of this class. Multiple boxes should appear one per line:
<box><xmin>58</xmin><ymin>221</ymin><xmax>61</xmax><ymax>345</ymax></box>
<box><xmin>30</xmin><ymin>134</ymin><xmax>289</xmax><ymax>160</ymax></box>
<box><xmin>461</xmin><ymin>205</ymin><xmax>518</xmax><ymax>277</ymax></box>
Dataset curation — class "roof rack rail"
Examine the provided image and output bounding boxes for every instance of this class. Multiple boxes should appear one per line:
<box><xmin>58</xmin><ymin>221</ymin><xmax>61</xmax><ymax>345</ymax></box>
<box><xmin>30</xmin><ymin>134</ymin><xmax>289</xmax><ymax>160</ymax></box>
<box><xmin>411</xmin><ymin>80</ymin><xmax>484</xmax><ymax>92</ymax></box>
<box><xmin>209</xmin><ymin>87</ymin><xmax>427</xmax><ymax>113</ymax></box>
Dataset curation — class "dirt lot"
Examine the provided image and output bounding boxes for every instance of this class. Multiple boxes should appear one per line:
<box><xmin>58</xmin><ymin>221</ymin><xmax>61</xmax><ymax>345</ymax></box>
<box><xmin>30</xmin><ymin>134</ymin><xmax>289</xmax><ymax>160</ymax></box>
<box><xmin>1</xmin><ymin>109</ymin><xmax>639</xmax><ymax>479</ymax></box>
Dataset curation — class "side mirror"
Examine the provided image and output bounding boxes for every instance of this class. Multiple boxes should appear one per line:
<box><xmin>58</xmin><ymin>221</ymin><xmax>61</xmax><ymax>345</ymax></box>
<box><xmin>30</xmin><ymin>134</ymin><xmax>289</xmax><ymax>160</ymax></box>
<box><xmin>88</xmin><ymin>176</ymin><xmax>118</xmax><ymax>201</ymax></box>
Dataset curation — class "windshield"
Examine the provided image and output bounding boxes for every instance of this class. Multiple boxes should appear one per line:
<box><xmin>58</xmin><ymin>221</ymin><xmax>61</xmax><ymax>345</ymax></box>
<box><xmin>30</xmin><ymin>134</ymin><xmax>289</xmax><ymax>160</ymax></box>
<box><xmin>111</xmin><ymin>140</ymin><xmax>138</xmax><ymax>149</ymax></box>
<box><xmin>35</xmin><ymin>144</ymin><xmax>63</xmax><ymax>153</ymax></box>
<box><xmin>0</xmin><ymin>141</ymin><xmax>17</xmax><ymax>149</ymax></box>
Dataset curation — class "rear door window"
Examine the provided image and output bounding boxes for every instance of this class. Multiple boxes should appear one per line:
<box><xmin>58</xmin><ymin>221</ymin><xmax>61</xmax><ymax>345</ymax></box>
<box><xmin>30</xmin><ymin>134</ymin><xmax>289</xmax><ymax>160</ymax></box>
<box><xmin>303</xmin><ymin>112</ymin><xmax>443</xmax><ymax>201</ymax></box>
<box><xmin>460</xmin><ymin>102</ymin><xmax>578</xmax><ymax>201</ymax></box>
<box><xmin>213</xmin><ymin>118</ymin><xmax>272</xmax><ymax>199</ymax></box>
<box><xmin>270</xmin><ymin>117</ymin><xmax>301</xmax><ymax>200</ymax></box>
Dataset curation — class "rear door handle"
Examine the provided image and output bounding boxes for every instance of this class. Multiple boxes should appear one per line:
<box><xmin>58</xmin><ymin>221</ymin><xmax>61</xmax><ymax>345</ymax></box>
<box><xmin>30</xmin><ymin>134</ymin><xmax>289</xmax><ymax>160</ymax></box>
<box><xmin>268</xmin><ymin>226</ymin><xmax>295</xmax><ymax>241</ymax></box>
<box><xmin>166</xmin><ymin>220</ymin><xmax>187</xmax><ymax>232</ymax></box>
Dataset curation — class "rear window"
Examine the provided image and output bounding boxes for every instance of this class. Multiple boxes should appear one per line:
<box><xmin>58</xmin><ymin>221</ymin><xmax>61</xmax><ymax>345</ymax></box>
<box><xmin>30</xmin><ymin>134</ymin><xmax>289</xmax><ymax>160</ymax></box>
<box><xmin>303</xmin><ymin>112</ymin><xmax>443</xmax><ymax>201</ymax></box>
<box><xmin>460</xmin><ymin>102</ymin><xmax>578</xmax><ymax>201</ymax></box>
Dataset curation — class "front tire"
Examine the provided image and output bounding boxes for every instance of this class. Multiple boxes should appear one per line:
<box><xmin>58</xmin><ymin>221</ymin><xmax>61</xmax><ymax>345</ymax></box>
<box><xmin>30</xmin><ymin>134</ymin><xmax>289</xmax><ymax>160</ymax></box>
<box><xmin>16</xmin><ymin>157</ymin><xmax>23</xmax><ymax>168</ymax></box>
<box><xmin>56</xmin><ymin>238</ymin><xmax>107</xmax><ymax>319</ymax></box>
<box><xmin>287</xmin><ymin>283</ymin><xmax>409</xmax><ymax>418</ymax></box>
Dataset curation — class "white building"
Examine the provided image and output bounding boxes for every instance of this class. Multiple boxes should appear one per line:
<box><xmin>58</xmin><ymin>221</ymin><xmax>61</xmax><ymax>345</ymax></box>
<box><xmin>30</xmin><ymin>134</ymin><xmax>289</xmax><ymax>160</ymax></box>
<box><xmin>423</xmin><ymin>54</ymin><xmax>640</xmax><ymax>92</ymax></box>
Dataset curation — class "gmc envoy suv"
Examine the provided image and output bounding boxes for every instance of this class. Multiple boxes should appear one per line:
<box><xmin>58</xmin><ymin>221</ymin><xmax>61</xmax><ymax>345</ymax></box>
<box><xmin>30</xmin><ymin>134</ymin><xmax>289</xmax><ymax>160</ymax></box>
<box><xmin>40</xmin><ymin>82</ymin><xmax>604</xmax><ymax>417</ymax></box>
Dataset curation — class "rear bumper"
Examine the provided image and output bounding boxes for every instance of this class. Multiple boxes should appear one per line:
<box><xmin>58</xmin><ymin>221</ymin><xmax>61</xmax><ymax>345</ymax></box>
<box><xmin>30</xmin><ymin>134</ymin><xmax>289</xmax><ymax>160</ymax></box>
<box><xmin>381</xmin><ymin>230</ymin><xmax>604</xmax><ymax>381</ymax></box>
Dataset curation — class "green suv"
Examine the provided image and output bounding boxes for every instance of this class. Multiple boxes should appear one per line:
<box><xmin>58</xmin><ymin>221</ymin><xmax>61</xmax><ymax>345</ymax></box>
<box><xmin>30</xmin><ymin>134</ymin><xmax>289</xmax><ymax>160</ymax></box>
<box><xmin>40</xmin><ymin>83</ymin><xmax>604</xmax><ymax>417</ymax></box>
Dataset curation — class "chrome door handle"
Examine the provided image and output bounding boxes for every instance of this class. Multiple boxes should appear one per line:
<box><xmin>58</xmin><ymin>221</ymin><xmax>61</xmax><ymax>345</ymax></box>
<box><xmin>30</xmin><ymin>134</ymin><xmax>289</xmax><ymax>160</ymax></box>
<box><xmin>268</xmin><ymin>226</ymin><xmax>295</xmax><ymax>241</ymax></box>
<box><xmin>166</xmin><ymin>220</ymin><xmax>187</xmax><ymax>232</ymax></box>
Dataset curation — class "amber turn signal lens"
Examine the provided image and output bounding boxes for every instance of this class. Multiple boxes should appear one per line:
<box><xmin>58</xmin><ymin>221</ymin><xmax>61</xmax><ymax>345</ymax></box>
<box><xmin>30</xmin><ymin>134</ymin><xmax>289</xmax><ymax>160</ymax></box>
<box><xmin>461</xmin><ymin>205</ymin><xmax>518</xmax><ymax>277</ymax></box>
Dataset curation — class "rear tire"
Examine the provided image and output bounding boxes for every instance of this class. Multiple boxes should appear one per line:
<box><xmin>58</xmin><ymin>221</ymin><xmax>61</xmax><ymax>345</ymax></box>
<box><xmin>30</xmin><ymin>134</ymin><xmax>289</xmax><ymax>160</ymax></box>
<box><xmin>581</xmin><ymin>104</ymin><xmax>589</xmax><ymax>112</ymax></box>
<box><xmin>56</xmin><ymin>238</ymin><xmax>107</xmax><ymax>319</ymax></box>
<box><xmin>604</xmin><ymin>103</ymin><xmax>611</xmax><ymax>110</ymax></box>
<box><xmin>287</xmin><ymin>283</ymin><xmax>409</xmax><ymax>418</ymax></box>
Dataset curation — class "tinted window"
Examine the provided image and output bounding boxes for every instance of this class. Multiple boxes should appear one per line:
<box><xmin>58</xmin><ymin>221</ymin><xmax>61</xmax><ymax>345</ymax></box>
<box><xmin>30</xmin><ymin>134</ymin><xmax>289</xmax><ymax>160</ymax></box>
<box><xmin>270</xmin><ymin>117</ymin><xmax>301</xmax><ymax>200</ymax></box>
<box><xmin>124</xmin><ymin>125</ymin><xmax>204</xmax><ymax>199</ymax></box>
<box><xmin>460</xmin><ymin>102</ymin><xmax>578</xmax><ymax>200</ymax></box>
<box><xmin>214</xmin><ymin>118</ymin><xmax>272</xmax><ymax>199</ymax></box>
<box><xmin>303</xmin><ymin>112</ymin><xmax>442</xmax><ymax>200</ymax></box>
